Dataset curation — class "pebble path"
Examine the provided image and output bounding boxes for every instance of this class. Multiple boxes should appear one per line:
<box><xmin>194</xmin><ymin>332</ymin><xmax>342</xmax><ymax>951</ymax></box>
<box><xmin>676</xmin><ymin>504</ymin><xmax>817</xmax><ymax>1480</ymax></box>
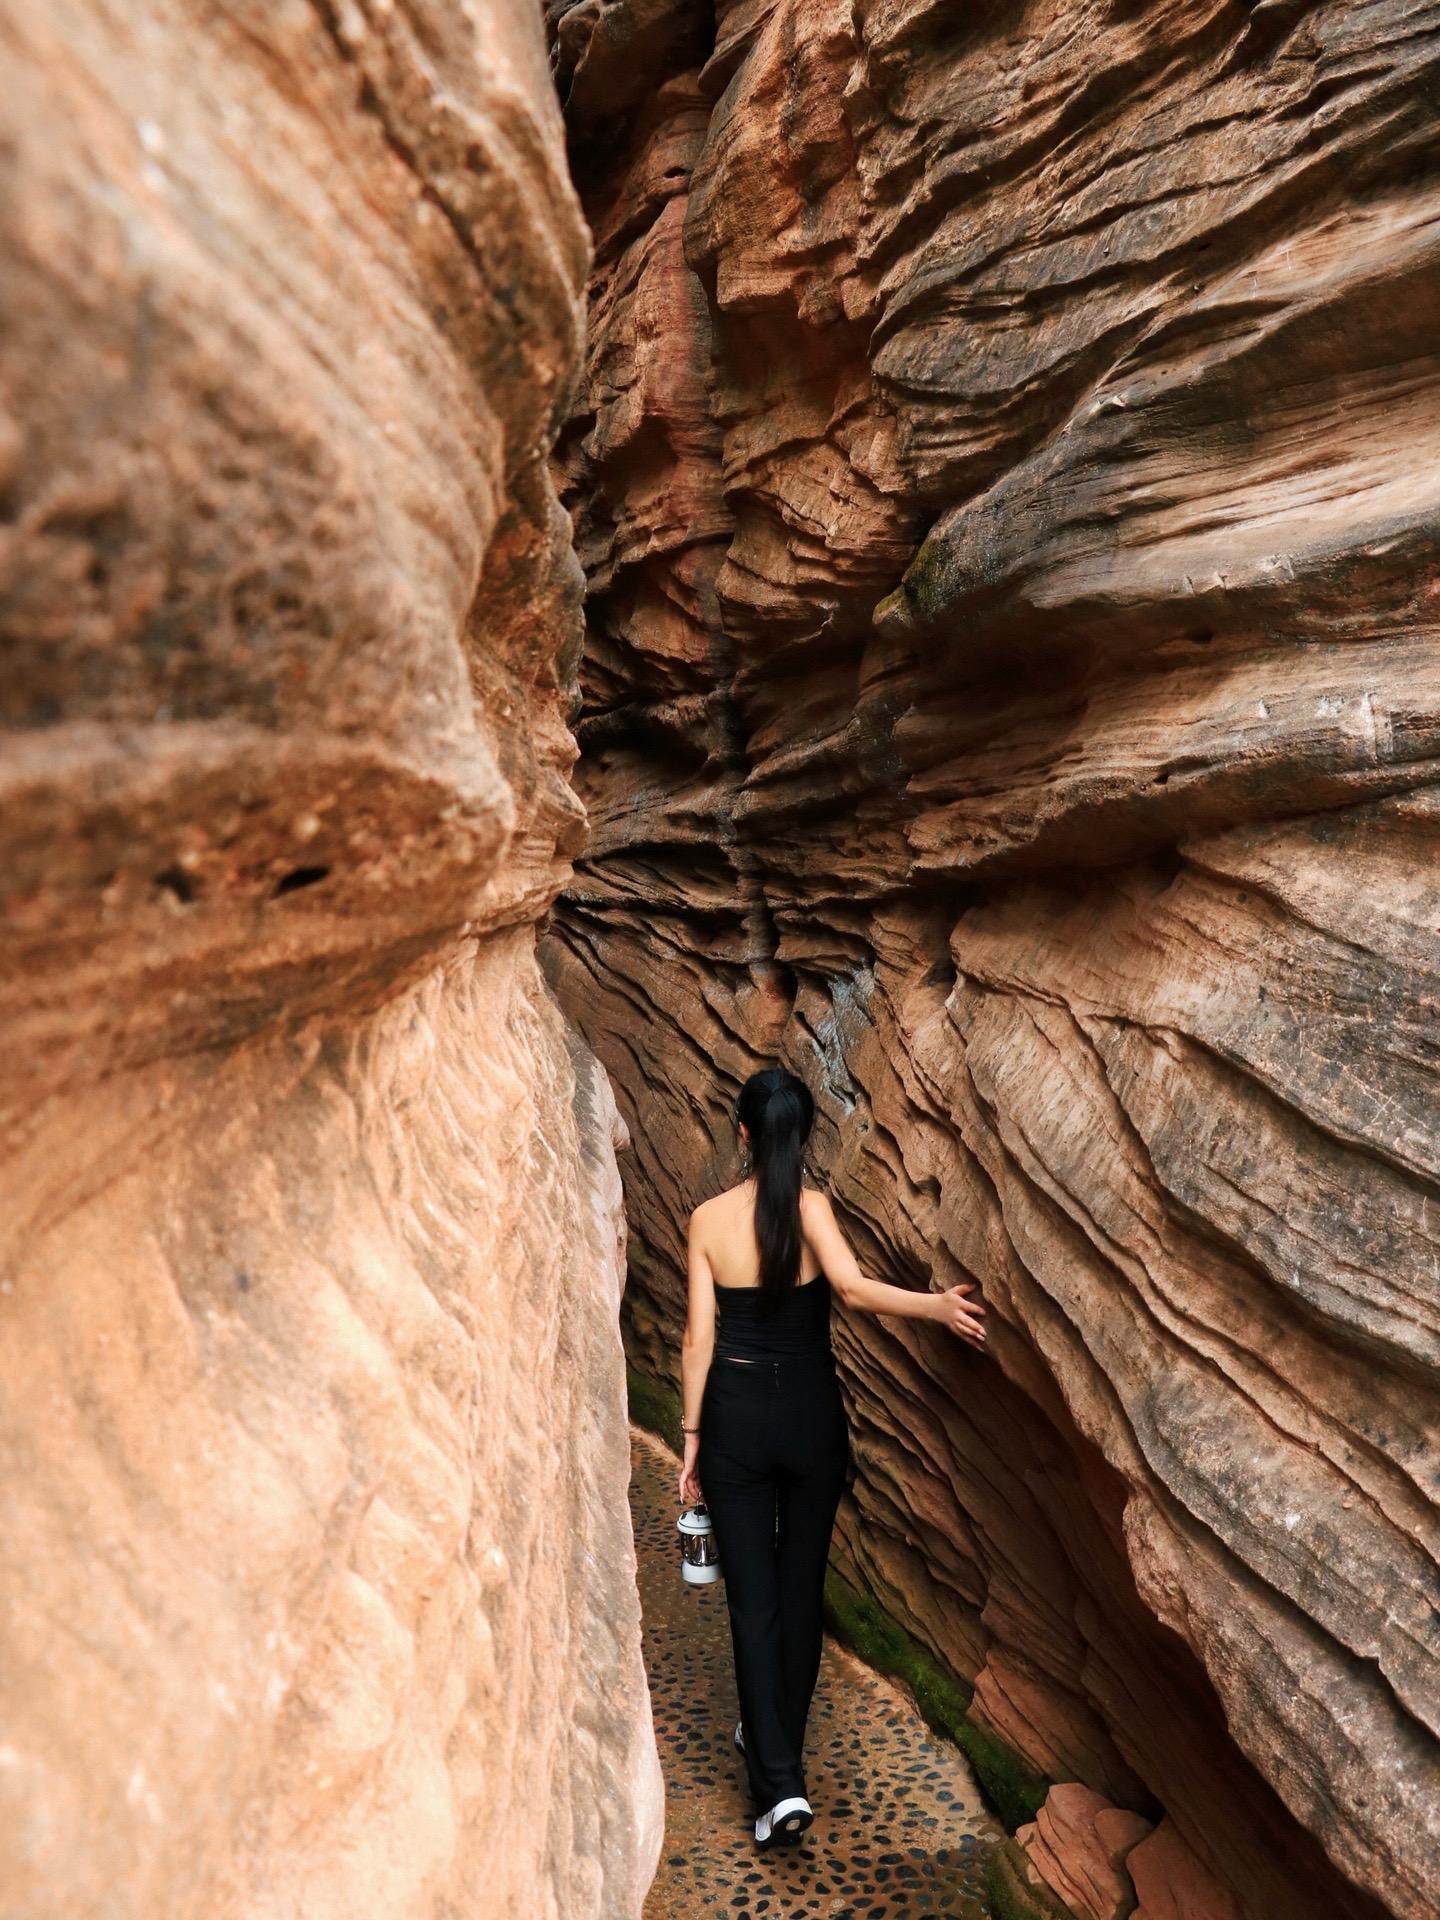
<box><xmin>630</xmin><ymin>1425</ymin><xmax>1001</xmax><ymax>1918</ymax></box>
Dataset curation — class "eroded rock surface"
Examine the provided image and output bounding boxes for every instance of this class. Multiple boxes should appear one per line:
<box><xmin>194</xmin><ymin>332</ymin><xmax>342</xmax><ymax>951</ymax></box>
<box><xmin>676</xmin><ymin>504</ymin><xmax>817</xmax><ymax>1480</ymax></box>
<box><xmin>544</xmin><ymin>5</ymin><xmax>1440</xmax><ymax>1919</ymax></box>
<box><xmin>0</xmin><ymin>2</ymin><xmax>659</xmax><ymax>1914</ymax></box>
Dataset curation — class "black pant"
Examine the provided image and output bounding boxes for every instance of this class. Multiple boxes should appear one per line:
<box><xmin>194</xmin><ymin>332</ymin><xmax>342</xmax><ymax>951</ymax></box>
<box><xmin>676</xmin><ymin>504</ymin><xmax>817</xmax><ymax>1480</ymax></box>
<box><xmin>698</xmin><ymin>1350</ymin><xmax>851</xmax><ymax>1812</ymax></box>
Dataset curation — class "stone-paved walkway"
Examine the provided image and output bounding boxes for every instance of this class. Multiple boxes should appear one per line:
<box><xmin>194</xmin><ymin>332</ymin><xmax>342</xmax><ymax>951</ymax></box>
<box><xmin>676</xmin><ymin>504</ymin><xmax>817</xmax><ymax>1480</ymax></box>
<box><xmin>630</xmin><ymin>1426</ymin><xmax>1001</xmax><ymax>1918</ymax></box>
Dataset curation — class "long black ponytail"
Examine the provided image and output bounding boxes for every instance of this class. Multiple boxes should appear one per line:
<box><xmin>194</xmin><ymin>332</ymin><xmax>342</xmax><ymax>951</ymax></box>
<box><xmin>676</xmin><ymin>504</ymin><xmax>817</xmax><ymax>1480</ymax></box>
<box><xmin>736</xmin><ymin>1067</ymin><xmax>815</xmax><ymax>1311</ymax></box>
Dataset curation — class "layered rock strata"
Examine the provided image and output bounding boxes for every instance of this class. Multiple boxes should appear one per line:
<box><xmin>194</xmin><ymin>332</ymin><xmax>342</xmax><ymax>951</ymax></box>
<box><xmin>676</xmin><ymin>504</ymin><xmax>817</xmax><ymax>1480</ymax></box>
<box><xmin>0</xmin><ymin>2</ymin><xmax>659</xmax><ymax>1914</ymax></box>
<box><xmin>544</xmin><ymin>4</ymin><xmax>1440</xmax><ymax>1919</ymax></box>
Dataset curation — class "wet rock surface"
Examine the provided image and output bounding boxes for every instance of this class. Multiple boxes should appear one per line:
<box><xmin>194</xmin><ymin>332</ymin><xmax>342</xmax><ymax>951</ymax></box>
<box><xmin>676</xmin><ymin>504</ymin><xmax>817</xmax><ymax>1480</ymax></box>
<box><xmin>545</xmin><ymin>5</ymin><xmax>1440</xmax><ymax>1919</ymax></box>
<box><xmin>629</xmin><ymin>1426</ymin><xmax>1002</xmax><ymax>1917</ymax></box>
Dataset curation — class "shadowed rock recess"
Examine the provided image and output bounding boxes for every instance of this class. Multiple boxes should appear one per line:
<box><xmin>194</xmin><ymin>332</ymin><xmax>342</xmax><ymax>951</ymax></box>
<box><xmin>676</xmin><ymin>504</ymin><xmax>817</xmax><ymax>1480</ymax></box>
<box><xmin>542</xmin><ymin>5</ymin><xmax>1440</xmax><ymax>1919</ymax></box>
<box><xmin>0</xmin><ymin>3</ymin><xmax>660</xmax><ymax>1915</ymax></box>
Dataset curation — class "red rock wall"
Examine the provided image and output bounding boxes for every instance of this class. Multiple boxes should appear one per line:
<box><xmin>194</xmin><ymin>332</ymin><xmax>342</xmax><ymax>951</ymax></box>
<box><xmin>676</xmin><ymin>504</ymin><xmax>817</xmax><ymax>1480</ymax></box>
<box><xmin>0</xmin><ymin>2</ymin><xmax>659</xmax><ymax>1914</ymax></box>
<box><xmin>544</xmin><ymin>5</ymin><xmax>1440</xmax><ymax>1918</ymax></box>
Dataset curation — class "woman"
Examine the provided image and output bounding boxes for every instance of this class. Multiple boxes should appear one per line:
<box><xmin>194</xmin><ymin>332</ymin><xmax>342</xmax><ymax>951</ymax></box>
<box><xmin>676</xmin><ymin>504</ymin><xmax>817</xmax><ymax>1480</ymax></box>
<box><xmin>676</xmin><ymin>1066</ymin><xmax>987</xmax><ymax>1849</ymax></box>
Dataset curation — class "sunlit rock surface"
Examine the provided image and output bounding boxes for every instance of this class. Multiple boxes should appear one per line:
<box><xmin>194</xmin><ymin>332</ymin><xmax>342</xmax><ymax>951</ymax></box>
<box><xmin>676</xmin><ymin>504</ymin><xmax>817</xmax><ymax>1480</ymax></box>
<box><xmin>0</xmin><ymin>2</ymin><xmax>659</xmax><ymax>1914</ymax></box>
<box><xmin>543</xmin><ymin>5</ymin><xmax>1440</xmax><ymax>1918</ymax></box>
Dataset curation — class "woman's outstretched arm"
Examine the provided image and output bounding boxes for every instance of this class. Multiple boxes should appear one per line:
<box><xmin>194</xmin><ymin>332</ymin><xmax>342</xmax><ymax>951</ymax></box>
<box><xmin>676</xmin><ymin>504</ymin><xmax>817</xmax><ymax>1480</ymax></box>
<box><xmin>802</xmin><ymin>1189</ymin><xmax>987</xmax><ymax>1352</ymax></box>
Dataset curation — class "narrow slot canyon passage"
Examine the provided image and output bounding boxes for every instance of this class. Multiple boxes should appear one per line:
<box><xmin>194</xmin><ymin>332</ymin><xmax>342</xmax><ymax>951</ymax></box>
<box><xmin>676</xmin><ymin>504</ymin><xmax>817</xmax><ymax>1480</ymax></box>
<box><xmin>627</xmin><ymin>1428</ymin><xmax>1001</xmax><ymax>1915</ymax></box>
<box><xmin>1</xmin><ymin>3</ymin><xmax>1437</xmax><ymax>1919</ymax></box>
<box><xmin>541</xmin><ymin>2</ymin><xmax>1440</xmax><ymax>1918</ymax></box>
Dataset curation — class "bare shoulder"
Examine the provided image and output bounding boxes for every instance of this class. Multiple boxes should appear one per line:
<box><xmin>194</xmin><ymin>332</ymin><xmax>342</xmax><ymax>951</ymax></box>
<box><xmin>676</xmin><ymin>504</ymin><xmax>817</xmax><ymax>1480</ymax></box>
<box><xmin>799</xmin><ymin>1185</ymin><xmax>834</xmax><ymax>1222</ymax></box>
<box><xmin>692</xmin><ymin>1183</ymin><xmax>745</xmax><ymax>1225</ymax></box>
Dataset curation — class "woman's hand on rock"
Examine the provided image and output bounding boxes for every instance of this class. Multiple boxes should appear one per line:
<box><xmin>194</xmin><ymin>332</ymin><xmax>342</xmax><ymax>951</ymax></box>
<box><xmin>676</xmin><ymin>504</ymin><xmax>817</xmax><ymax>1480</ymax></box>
<box><xmin>932</xmin><ymin>1281</ymin><xmax>987</xmax><ymax>1350</ymax></box>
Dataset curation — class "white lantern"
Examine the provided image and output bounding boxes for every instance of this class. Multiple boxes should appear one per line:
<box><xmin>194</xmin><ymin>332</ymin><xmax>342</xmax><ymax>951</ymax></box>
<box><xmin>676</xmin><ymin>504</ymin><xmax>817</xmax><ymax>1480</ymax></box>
<box><xmin>677</xmin><ymin>1503</ymin><xmax>722</xmax><ymax>1584</ymax></box>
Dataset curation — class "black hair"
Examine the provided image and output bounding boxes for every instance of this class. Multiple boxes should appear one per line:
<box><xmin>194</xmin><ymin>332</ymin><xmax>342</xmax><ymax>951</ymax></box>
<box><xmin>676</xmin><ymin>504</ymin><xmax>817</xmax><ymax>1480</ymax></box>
<box><xmin>736</xmin><ymin>1066</ymin><xmax>815</xmax><ymax>1310</ymax></box>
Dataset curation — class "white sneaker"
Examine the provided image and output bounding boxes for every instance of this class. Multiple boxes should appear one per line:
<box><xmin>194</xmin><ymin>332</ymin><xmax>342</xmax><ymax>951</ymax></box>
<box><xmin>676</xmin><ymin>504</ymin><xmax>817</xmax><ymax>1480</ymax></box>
<box><xmin>734</xmin><ymin>1719</ymin><xmax>745</xmax><ymax>1753</ymax></box>
<box><xmin>755</xmin><ymin>1795</ymin><xmax>812</xmax><ymax>1847</ymax></box>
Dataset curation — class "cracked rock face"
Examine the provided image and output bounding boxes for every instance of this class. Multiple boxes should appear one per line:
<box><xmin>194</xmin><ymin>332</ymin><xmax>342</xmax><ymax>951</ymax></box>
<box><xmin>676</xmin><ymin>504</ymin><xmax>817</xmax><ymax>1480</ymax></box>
<box><xmin>543</xmin><ymin>4</ymin><xmax>1440</xmax><ymax>1919</ymax></box>
<box><xmin>0</xmin><ymin>3</ymin><xmax>659</xmax><ymax>1915</ymax></box>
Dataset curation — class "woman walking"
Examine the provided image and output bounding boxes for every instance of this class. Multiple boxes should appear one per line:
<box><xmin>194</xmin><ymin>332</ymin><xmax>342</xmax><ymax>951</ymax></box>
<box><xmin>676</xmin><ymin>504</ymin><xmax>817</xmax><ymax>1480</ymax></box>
<box><xmin>677</xmin><ymin>1066</ymin><xmax>987</xmax><ymax>1848</ymax></box>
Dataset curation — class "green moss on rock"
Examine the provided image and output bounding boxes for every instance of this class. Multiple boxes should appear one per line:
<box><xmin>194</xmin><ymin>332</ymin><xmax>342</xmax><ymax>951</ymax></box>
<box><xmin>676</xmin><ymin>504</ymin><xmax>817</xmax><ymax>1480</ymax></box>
<box><xmin>985</xmin><ymin>1838</ymin><xmax>1074</xmax><ymax>1920</ymax></box>
<box><xmin>956</xmin><ymin>1717</ymin><xmax>1051</xmax><ymax>1833</ymax></box>
<box><xmin>823</xmin><ymin>1569</ymin><xmax>1050</xmax><ymax>1833</ymax></box>
<box><xmin>626</xmin><ymin>1361</ymin><xmax>683</xmax><ymax>1454</ymax></box>
<box><xmin>822</xmin><ymin>1571</ymin><xmax>973</xmax><ymax>1735</ymax></box>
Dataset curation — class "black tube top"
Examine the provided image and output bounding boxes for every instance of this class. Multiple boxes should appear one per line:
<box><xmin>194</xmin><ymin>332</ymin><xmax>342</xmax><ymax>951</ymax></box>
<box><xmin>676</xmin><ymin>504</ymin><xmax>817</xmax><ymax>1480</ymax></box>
<box><xmin>713</xmin><ymin>1275</ymin><xmax>834</xmax><ymax>1360</ymax></box>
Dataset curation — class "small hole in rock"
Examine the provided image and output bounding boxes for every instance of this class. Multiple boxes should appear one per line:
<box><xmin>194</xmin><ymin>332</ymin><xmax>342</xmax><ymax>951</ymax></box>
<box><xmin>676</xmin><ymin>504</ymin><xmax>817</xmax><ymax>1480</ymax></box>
<box><xmin>155</xmin><ymin>865</ymin><xmax>198</xmax><ymax>904</ymax></box>
<box><xmin>273</xmin><ymin>864</ymin><xmax>330</xmax><ymax>897</ymax></box>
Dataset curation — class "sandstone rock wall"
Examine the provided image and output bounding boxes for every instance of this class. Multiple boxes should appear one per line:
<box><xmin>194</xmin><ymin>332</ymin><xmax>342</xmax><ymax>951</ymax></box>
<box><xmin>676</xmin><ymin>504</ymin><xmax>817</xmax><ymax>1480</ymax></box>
<box><xmin>0</xmin><ymin>2</ymin><xmax>659</xmax><ymax>1914</ymax></box>
<box><xmin>544</xmin><ymin>5</ymin><xmax>1440</xmax><ymax>1918</ymax></box>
